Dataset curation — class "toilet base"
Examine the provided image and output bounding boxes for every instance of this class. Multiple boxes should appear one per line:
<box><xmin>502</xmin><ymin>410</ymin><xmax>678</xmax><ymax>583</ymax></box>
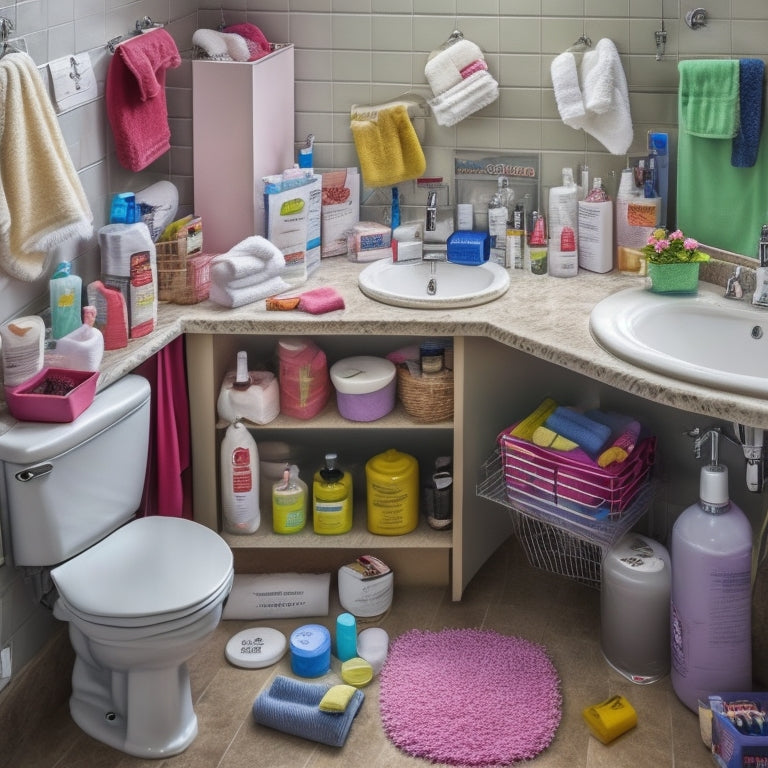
<box><xmin>69</xmin><ymin>660</ymin><xmax>198</xmax><ymax>758</ymax></box>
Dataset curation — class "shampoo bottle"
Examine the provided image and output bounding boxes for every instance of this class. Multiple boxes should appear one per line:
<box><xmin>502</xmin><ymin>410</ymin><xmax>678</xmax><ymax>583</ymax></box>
<box><xmin>670</xmin><ymin>428</ymin><xmax>753</xmax><ymax>712</ymax></box>
<box><xmin>272</xmin><ymin>464</ymin><xmax>308</xmax><ymax>534</ymax></box>
<box><xmin>578</xmin><ymin>177</ymin><xmax>614</xmax><ymax>273</ymax></box>
<box><xmin>313</xmin><ymin>453</ymin><xmax>353</xmax><ymax>534</ymax></box>
<box><xmin>49</xmin><ymin>262</ymin><xmax>82</xmax><ymax>340</ymax></box>
<box><xmin>220</xmin><ymin>421</ymin><xmax>261</xmax><ymax>534</ymax></box>
<box><xmin>547</xmin><ymin>167</ymin><xmax>578</xmax><ymax>246</ymax></box>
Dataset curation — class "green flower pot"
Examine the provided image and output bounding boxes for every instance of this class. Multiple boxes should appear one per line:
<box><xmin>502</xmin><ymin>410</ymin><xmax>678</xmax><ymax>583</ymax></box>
<box><xmin>647</xmin><ymin>262</ymin><xmax>700</xmax><ymax>295</ymax></box>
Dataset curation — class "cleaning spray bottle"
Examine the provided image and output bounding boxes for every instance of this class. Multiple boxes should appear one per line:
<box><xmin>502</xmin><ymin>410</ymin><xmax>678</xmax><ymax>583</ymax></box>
<box><xmin>220</xmin><ymin>421</ymin><xmax>260</xmax><ymax>534</ymax></box>
<box><xmin>670</xmin><ymin>427</ymin><xmax>753</xmax><ymax>712</ymax></box>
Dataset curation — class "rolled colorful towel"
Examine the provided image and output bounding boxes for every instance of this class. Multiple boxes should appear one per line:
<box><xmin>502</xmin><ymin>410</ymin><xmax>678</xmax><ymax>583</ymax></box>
<box><xmin>544</xmin><ymin>407</ymin><xmax>612</xmax><ymax>457</ymax></box>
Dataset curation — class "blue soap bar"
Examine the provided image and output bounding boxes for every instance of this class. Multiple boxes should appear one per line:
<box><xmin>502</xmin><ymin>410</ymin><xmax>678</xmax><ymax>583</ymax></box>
<box><xmin>446</xmin><ymin>231</ymin><xmax>490</xmax><ymax>265</ymax></box>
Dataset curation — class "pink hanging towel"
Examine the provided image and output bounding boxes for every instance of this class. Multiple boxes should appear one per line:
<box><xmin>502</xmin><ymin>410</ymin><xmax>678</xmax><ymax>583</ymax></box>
<box><xmin>106</xmin><ymin>29</ymin><xmax>181</xmax><ymax>172</ymax></box>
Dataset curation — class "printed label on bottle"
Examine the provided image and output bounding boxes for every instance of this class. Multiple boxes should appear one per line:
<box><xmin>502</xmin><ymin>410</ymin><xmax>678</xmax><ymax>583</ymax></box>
<box><xmin>232</xmin><ymin>447</ymin><xmax>253</xmax><ymax>493</ymax></box>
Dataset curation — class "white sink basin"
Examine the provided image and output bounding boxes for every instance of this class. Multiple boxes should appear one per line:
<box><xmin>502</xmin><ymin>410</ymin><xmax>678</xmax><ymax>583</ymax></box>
<box><xmin>590</xmin><ymin>284</ymin><xmax>768</xmax><ymax>397</ymax></box>
<box><xmin>358</xmin><ymin>258</ymin><xmax>510</xmax><ymax>309</ymax></box>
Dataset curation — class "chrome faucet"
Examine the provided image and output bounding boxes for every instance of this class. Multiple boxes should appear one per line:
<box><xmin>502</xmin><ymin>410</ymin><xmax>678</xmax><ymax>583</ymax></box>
<box><xmin>724</xmin><ymin>265</ymin><xmax>743</xmax><ymax>299</ymax></box>
<box><xmin>426</xmin><ymin>191</ymin><xmax>437</xmax><ymax>233</ymax></box>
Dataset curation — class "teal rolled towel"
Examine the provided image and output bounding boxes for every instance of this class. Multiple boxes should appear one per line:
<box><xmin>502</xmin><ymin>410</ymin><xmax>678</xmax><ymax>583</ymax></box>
<box><xmin>544</xmin><ymin>407</ymin><xmax>612</xmax><ymax>457</ymax></box>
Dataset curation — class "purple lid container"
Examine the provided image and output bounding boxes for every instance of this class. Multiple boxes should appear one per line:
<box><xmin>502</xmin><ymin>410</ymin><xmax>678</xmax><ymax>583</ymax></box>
<box><xmin>330</xmin><ymin>356</ymin><xmax>396</xmax><ymax>422</ymax></box>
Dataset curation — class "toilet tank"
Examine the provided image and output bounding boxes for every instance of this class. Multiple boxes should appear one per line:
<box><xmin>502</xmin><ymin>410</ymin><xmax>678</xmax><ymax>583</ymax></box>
<box><xmin>0</xmin><ymin>374</ymin><xmax>151</xmax><ymax>566</ymax></box>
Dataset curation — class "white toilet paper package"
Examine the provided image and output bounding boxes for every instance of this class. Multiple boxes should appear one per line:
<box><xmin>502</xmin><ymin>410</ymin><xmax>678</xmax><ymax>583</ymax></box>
<box><xmin>222</xmin><ymin>572</ymin><xmax>330</xmax><ymax>620</ymax></box>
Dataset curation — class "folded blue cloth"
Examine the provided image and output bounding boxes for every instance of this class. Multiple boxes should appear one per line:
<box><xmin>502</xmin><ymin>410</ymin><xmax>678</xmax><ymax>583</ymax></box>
<box><xmin>545</xmin><ymin>407</ymin><xmax>612</xmax><ymax>457</ymax></box>
<box><xmin>252</xmin><ymin>675</ymin><xmax>364</xmax><ymax>747</ymax></box>
<box><xmin>732</xmin><ymin>58</ymin><xmax>765</xmax><ymax>168</ymax></box>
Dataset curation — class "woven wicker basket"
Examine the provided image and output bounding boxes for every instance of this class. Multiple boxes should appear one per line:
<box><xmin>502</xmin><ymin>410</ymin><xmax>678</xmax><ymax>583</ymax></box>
<box><xmin>396</xmin><ymin>365</ymin><xmax>453</xmax><ymax>423</ymax></box>
<box><xmin>156</xmin><ymin>238</ymin><xmax>214</xmax><ymax>305</ymax></box>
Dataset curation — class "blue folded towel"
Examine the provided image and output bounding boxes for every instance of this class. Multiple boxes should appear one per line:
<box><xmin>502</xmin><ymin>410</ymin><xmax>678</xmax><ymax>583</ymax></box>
<box><xmin>732</xmin><ymin>58</ymin><xmax>765</xmax><ymax>168</ymax></box>
<box><xmin>545</xmin><ymin>407</ymin><xmax>612</xmax><ymax>458</ymax></box>
<box><xmin>253</xmin><ymin>675</ymin><xmax>364</xmax><ymax>747</ymax></box>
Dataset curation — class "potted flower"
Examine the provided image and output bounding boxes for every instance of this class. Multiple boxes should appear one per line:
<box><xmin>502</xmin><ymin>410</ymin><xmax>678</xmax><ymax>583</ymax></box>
<box><xmin>641</xmin><ymin>228</ymin><xmax>710</xmax><ymax>294</ymax></box>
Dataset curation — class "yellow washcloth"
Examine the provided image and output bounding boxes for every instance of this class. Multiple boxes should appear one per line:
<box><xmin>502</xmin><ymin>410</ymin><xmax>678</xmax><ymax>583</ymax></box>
<box><xmin>318</xmin><ymin>684</ymin><xmax>358</xmax><ymax>713</ymax></box>
<box><xmin>350</xmin><ymin>104</ymin><xmax>426</xmax><ymax>188</ymax></box>
<box><xmin>532</xmin><ymin>426</ymin><xmax>578</xmax><ymax>451</ymax></box>
<box><xmin>510</xmin><ymin>398</ymin><xmax>558</xmax><ymax>442</ymax></box>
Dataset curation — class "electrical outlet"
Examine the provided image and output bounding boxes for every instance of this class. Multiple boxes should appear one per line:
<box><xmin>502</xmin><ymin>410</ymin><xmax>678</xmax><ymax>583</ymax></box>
<box><xmin>0</xmin><ymin>643</ymin><xmax>11</xmax><ymax>693</ymax></box>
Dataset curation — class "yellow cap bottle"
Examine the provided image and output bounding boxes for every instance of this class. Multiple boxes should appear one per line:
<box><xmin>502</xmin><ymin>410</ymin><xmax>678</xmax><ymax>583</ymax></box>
<box><xmin>313</xmin><ymin>453</ymin><xmax>353</xmax><ymax>534</ymax></box>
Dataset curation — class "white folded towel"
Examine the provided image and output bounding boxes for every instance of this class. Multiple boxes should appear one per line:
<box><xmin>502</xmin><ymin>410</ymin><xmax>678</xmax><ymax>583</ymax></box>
<box><xmin>211</xmin><ymin>235</ymin><xmax>286</xmax><ymax>282</ymax></box>
<box><xmin>209</xmin><ymin>274</ymin><xmax>292</xmax><ymax>308</ymax></box>
<box><xmin>424</xmin><ymin>37</ymin><xmax>499</xmax><ymax>126</ymax></box>
<box><xmin>550</xmin><ymin>38</ymin><xmax>633</xmax><ymax>156</ymax></box>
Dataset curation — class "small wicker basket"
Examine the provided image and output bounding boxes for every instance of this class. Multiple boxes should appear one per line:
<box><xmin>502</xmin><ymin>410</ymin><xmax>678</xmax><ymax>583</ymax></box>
<box><xmin>396</xmin><ymin>364</ymin><xmax>454</xmax><ymax>423</ymax></box>
<box><xmin>156</xmin><ymin>236</ymin><xmax>214</xmax><ymax>305</ymax></box>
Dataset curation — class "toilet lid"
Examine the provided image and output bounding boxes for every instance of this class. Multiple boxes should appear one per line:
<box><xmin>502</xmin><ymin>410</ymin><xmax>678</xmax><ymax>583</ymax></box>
<box><xmin>50</xmin><ymin>516</ymin><xmax>233</xmax><ymax>622</ymax></box>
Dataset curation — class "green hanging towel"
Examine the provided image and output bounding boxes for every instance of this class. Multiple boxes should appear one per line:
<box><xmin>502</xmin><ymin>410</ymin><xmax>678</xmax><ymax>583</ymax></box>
<box><xmin>678</xmin><ymin>59</ymin><xmax>740</xmax><ymax>138</ymax></box>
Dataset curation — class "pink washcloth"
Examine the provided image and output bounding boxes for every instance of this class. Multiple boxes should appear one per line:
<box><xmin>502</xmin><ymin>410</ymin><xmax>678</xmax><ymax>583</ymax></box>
<box><xmin>224</xmin><ymin>23</ymin><xmax>271</xmax><ymax>61</ymax></box>
<box><xmin>106</xmin><ymin>29</ymin><xmax>181</xmax><ymax>172</ymax></box>
<box><xmin>298</xmin><ymin>287</ymin><xmax>345</xmax><ymax>314</ymax></box>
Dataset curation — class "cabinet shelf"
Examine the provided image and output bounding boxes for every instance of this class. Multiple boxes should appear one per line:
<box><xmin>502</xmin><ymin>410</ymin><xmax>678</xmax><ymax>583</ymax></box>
<box><xmin>216</xmin><ymin>398</ymin><xmax>453</xmax><ymax>430</ymax></box>
<box><xmin>222</xmin><ymin>513</ymin><xmax>450</xmax><ymax>550</ymax></box>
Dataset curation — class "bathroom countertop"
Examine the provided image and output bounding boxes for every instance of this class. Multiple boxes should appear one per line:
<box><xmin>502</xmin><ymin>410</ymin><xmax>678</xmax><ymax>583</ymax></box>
<box><xmin>3</xmin><ymin>256</ymin><xmax>768</xmax><ymax>434</ymax></box>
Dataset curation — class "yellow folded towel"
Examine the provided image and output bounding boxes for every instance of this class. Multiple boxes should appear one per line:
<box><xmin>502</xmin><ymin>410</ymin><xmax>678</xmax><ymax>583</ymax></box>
<box><xmin>350</xmin><ymin>104</ymin><xmax>426</xmax><ymax>188</ymax></box>
<box><xmin>532</xmin><ymin>426</ymin><xmax>578</xmax><ymax>452</ymax></box>
<box><xmin>318</xmin><ymin>684</ymin><xmax>358</xmax><ymax>713</ymax></box>
<box><xmin>679</xmin><ymin>59</ymin><xmax>740</xmax><ymax>139</ymax></box>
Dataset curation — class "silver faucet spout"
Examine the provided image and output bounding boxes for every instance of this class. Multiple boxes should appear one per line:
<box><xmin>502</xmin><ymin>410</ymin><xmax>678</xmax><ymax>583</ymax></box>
<box><xmin>426</xmin><ymin>191</ymin><xmax>437</xmax><ymax>232</ymax></box>
<box><xmin>725</xmin><ymin>265</ymin><xmax>743</xmax><ymax>299</ymax></box>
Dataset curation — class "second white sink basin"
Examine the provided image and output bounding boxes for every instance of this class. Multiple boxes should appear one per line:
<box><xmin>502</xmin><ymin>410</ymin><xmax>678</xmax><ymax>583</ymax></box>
<box><xmin>590</xmin><ymin>284</ymin><xmax>768</xmax><ymax>397</ymax></box>
<box><xmin>358</xmin><ymin>258</ymin><xmax>510</xmax><ymax>309</ymax></box>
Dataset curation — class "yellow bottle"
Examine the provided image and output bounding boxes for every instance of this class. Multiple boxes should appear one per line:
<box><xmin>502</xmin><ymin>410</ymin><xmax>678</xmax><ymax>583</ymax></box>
<box><xmin>365</xmin><ymin>449</ymin><xmax>419</xmax><ymax>535</ymax></box>
<box><xmin>313</xmin><ymin>453</ymin><xmax>353</xmax><ymax>534</ymax></box>
<box><xmin>272</xmin><ymin>464</ymin><xmax>307</xmax><ymax>534</ymax></box>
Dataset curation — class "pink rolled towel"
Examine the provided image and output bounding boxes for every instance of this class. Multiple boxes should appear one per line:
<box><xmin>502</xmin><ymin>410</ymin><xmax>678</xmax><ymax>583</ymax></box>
<box><xmin>106</xmin><ymin>29</ymin><xmax>181</xmax><ymax>172</ymax></box>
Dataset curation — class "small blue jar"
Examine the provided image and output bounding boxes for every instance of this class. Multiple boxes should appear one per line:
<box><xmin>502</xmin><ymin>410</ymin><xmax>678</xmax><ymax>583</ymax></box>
<box><xmin>290</xmin><ymin>624</ymin><xmax>331</xmax><ymax>678</ymax></box>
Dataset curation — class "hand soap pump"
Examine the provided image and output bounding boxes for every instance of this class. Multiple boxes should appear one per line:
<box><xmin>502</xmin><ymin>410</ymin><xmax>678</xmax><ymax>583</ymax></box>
<box><xmin>670</xmin><ymin>427</ymin><xmax>753</xmax><ymax>712</ymax></box>
<box><xmin>752</xmin><ymin>224</ymin><xmax>768</xmax><ymax>306</ymax></box>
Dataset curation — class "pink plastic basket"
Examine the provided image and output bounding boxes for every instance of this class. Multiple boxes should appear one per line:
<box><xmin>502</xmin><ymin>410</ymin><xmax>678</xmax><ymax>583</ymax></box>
<box><xmin>4</xmin><ymin>368</ymin><xmax>98</xmax><ymax>423</ymax></box>
<box><xmin>499</xmin><ymin>425</ymin><xmax>655</xmax><ymax>520</ymax></box>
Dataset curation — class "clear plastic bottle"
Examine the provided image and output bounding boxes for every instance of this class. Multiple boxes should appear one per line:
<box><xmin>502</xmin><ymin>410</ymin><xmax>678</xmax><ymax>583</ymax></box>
<box><xmin>578</xmin><ymin>177</ymin><xmax>614</xmax><ymax>273</ymax></box>
<box><xmin>272</xmin><ymin>464</ymin><xmax>307</xmax><ymax>534</ymax></box>
<box><xmin>487</xmin><ymin>179</ymin><xmax>509</xmax><ymax>252</ymax></box>
<box><xmin>547</xmin><ymin>167</ymin><xmax>578</xmax><ymax>247</ymax></box>
<box><xmin>670</xmin><ymin>429</ymin><xmax>753</xmax><ymax>712</ymax></box>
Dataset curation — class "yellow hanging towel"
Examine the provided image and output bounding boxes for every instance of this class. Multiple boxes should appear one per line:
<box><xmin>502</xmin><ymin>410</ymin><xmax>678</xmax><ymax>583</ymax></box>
<box><xmin>350</xmin><ymin>103</ymin><xmax>426</xmax><ymax>188</ymax></box>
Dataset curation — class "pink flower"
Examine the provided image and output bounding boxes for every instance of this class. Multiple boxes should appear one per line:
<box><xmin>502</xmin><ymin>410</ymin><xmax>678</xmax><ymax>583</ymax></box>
<box><xmin>654</xmin><ymin>239</ymin><xmax>670</xmax><ymax>253</ymax></box>
<box><xmin>646</xmin><ymin>234</ymin><xmax>658</xmax><ymax>246</ymax></box>
<box><xmin>683</xmin><ymin>237</ymin><xmax>699</xmax><ymax>251</ymax></box>
<box><xmin>669</xmin><ymin>230</ymin><xmax>685</xmax><ymax>241</ymax></box>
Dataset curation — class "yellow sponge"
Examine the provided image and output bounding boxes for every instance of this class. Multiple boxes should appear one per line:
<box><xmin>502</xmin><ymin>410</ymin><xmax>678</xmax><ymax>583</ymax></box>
<box><xmin>341</xmin><ymin>657</ymin><xmax>374</xmax><ymax>687</ymax></box>
<box><xmin>318</xmin><ymin>684</ymin><xmax>358</xmax><ymax>713</ymax></box>
<box><xmin>582</xmin><ymin>694</ymin><xmax>637</xmax><ymax>744</ymax></box>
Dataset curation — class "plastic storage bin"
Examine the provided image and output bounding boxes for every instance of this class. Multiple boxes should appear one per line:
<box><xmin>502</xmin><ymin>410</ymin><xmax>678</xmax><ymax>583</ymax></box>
<box><xmin>329</xmin><ymin>356</ymin><xmax>396</xmax><ymax>422</ymax></box>
<box><xmin>710</xmin><ymin>693</ymin><xmax>768</xmax><ymax>768</ymax></box>
<box><xmin>4</xmin><ymin>368</ymin><xmax>98</xmax><ymax>423</ymax></box>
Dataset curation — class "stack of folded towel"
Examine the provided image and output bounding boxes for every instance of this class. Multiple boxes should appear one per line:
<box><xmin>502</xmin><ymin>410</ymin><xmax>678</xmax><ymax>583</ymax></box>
<box><xmin>192</xmin><ymin>22</ymin><xmax>271</xmax><ymax>62</ymax></box>
<box><xmin>209</xmin><ymin>236</ymin><xmax>291</xmax><ymax>308</ymax></box>
<box><xmin>424</xmin><ymin>37</ymin><xmax>499</xmax><ymax>127</ymax></box>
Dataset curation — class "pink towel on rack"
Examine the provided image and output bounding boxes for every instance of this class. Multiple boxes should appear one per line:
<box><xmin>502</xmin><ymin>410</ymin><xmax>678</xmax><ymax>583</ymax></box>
<box><xmin>106</xmin><ymin>29</ymin><xmax>181</xmax><ymax>172</ymax></box>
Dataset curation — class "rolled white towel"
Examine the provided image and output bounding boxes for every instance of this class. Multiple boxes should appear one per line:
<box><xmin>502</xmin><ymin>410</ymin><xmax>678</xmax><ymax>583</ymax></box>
<box><xmin>425</xmin><ymin>39</ymin><xmax>487</xmax><ymax>97</ymax></box>
<box><xmin>428</xmin><ymin>70</ymin><xmax>499</xmax><ymax>127</ymax></box>
<box><xmin>211</xmin><ymin>235</ymin><xmax>286</xmax><ymax>282</ymax></box>
<box><xmin>551</xmin><ymin>51</ymin><xmax>586</xmax><ymax>127</ymax></box>
<box><xmin>209</xmin><ymin>274</ymin><xmax>292</xmax><ymax>308</ymax></box>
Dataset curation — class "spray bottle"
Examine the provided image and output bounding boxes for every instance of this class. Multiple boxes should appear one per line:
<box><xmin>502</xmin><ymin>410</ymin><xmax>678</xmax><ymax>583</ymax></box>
<box><xmin>670</xmin><ymin>427</ymin><xmax>753</xmax><ymax>711</ymax></box>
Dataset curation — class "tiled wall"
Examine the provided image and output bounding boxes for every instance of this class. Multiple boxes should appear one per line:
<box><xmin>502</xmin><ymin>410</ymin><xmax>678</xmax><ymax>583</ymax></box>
<box><xmin>1</xmin><ymin>0</ymin><xmax>768</xmax><ymax>698</ymax></box>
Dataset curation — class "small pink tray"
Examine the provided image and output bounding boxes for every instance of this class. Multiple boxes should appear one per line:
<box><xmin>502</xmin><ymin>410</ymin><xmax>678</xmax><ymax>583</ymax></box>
<box><xmin>4</xmin><ymin>368</ymin><xmax>98</xmax><ymax>423</ymax></box>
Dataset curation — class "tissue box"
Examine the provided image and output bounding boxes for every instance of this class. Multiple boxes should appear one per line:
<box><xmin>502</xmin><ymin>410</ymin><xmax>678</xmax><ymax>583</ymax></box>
<box><xmin>710</xmin><ymin>693</ymin><xmax>768</xmax><ymax>768</ymax></box>
<box><xmin>5</xmin><ymin>368</ymin><xmax>98</xmax><ymax>423</ymax></box>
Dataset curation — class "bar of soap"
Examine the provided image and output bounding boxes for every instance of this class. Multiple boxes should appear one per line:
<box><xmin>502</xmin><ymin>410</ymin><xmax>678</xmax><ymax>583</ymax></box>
<box><xmin>357</xmin><ymin>627</ymin><xmax>389</xmax><ymax>674</ymax></box>
<box><xmin>582</xmin><ymin>694</ymin><xmax>637</xmax><ymax>744</ymax></box>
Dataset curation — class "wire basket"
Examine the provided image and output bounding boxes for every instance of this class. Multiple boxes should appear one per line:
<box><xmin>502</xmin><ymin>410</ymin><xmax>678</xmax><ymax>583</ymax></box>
<box><xmin>156</xmin><ymin>238</ymin><xmax>214</xmax><ymax>305</ymax></box>
<box><xmin>477</xmin><ymin>447</ymin><xmax>655</xmax><ymax>589</ymax></box>
<box><xmin>396</xmin><ymin>364</ymin><xmax>453</xmax><ymax>423</ymax></box>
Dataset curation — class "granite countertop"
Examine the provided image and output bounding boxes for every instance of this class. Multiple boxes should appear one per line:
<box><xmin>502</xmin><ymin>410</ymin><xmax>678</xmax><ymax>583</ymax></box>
<box><xmin>3</xmin><ymin>256</ymin><xmax>768</xmax><ymax>433</ymax></box>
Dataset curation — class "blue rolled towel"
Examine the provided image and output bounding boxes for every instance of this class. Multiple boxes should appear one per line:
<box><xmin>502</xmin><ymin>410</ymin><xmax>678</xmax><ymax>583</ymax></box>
<box><xmin>544</xmin><ymin>407</ymin><xmax>612</xmax><ymax>457</ymax></box>
<box><xmin>732</xmin><ymin>58</ymin><xmax>765</xmax><ymax>168</ymax></box>
<box><xmin>253</xmin><ymin>675</ymin><xmax>364</xmax><ymax>747</ymax></box>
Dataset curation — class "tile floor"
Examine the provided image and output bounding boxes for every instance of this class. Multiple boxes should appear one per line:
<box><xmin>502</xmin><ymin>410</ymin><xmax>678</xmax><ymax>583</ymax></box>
<box><xmin>1</xmin><ymin>536</ymin><xmax>712</xmax><ymax>768</ymax></box>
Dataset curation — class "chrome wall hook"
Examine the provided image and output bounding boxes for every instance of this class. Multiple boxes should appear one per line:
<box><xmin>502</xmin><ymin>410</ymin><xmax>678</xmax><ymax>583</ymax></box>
<box><xmin>685</xmin><ymin>8</ymin><xmax>708</xmax><ymax>30</ymax></box>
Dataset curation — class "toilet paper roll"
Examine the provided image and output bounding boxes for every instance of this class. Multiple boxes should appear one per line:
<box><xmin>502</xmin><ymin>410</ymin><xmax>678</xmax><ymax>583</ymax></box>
<box><xmin>222</xmin><ymin>572</ymin><xmax>330</xmax><ymax>620</ymax></box>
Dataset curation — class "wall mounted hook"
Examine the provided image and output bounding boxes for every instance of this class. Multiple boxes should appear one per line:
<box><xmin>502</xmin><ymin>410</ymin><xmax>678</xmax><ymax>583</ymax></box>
<box><xmin>685</xmin><ymin>8</ymin><xmax>708</xmax><ymax>30</ymax></box>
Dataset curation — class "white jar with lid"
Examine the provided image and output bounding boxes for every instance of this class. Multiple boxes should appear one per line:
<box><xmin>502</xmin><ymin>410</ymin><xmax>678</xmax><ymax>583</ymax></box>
<box><xmin>329</xmin><ymin>356</ymin><xmax>396</xmax><ymax>421</ymax></box>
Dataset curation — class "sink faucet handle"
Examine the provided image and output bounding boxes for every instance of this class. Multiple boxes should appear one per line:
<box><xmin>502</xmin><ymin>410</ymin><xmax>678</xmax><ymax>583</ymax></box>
<box><xmin>426</xmin><ymin>191</ymin><xmax>437</xmax><ymax>232</ymax></box>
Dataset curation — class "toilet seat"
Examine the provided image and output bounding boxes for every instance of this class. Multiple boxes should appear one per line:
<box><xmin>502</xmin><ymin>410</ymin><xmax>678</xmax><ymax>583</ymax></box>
<box><xmin>51</xmin><ymin>516</ymin><xmax>233</xmax><ymax>629</ymax></box>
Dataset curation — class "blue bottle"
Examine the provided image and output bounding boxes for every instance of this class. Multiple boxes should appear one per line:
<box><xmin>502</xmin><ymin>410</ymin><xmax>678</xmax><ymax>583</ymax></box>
<box><xmin>49</xmin><ymin>262</ymin><xmax>82</xmax><ymax>340</ymax></box>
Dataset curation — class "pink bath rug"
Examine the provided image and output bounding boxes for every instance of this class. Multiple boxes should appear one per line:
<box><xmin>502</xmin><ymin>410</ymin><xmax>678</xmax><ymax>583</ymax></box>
<box><xmin>379</xmin><ymin>628</ymin><xmax>561</xmax><ymax>766</ymax></box>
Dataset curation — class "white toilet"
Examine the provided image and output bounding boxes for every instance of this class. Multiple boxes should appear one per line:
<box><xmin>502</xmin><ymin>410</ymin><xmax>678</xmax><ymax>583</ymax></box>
<box><xmin>0</xmin><ymin>374</ymin><xmax>234</xmax><ymax>758</ymax></box>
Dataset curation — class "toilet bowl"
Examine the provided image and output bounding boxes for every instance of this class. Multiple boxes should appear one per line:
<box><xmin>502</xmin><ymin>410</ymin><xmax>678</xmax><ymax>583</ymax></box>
<box><xmin>0</xmin><ymin>374</ymin><xmax>234</xmax><ymax>758</ymax></box>
<box><xmin>50</xmin><ymin>516</ymin><xmax>234</xmax><ymax>758</ymax></box>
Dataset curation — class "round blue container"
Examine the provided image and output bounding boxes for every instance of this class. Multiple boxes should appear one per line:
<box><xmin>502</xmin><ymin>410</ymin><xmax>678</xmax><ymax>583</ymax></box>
<box><xmin>290</xmin><ymin>624</ymin><xmax>331</xmax><ymax>677</ymax></box>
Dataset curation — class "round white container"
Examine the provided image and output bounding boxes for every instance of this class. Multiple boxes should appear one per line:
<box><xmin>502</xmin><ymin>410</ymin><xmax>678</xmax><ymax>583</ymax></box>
<box><xmin>330</xmin><ymin>356</ymin><xmax>396</xmax><ymax>422</ymax></box>
<box><xmin>338</xmin><ymin>557</ymin><xmax>394</xmax><ymax>618</ymax></box>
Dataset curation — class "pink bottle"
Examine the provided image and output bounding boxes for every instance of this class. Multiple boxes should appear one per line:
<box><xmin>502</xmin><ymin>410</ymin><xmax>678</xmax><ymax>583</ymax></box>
<box><xmin>670</xmin><ymin>429</ymin><xmax>753</xmax><ymax>712</ymax></box>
